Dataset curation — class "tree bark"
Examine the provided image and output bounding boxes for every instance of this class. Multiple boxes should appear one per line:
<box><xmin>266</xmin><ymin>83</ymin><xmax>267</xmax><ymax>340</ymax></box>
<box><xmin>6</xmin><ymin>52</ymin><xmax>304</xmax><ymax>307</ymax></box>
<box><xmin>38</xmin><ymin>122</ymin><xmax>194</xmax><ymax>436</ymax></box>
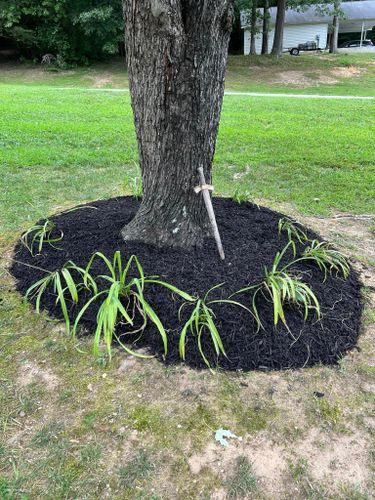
<box><xmin>249</xmin><ymin>0</ymin><xmax>258</xmax><ymax>55</ymax></box>
<box><xmin>271</xmin><ymin>0</ymin><xmax>285</xmax><ymax>57</ymax></box>
<box><xmin>121</xmin><ymin>0</ymin><xmax>234</xmax><ymax>249</ymax></box>
<box><xmin>261</xmin><ymin>0</ymin><xmax>269</xmax><ymax>55</ymax></box>
<box><xmin>329</xmin><ymin>14</ymin><xmax>339</xmax><ymax>54</ymax></box>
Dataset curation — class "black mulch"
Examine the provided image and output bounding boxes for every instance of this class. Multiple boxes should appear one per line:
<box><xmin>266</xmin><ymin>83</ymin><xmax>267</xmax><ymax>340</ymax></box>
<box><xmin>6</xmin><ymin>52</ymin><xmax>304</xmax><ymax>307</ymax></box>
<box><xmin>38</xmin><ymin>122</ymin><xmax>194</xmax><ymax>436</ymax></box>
<box><xmin>11</xmin><ymin>197</ymin><xmax>363</xmax><ymax>371</ymax></box>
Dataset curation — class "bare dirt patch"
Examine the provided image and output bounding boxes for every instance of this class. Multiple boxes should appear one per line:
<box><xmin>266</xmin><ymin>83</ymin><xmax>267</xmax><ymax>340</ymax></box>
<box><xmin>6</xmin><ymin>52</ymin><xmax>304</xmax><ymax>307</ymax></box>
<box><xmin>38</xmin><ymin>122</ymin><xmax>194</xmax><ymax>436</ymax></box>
<box><xmin>271</xmin><ymin>65</ymin><xmax>365</xmax><ymax>87</ymax></box>
<box><xmin>187</xmin><ymin>426</ymin><xmax>370</xmax><ymax>497</ymax></box>
<box><xmin>331</xmin><ymin>66</ymin><xmax>364</xmax><ymax>78</ymax></box>
<box><xmin>17</xmin><ymin>360</ymin><xmax>60</xmax><ymax>391</ymax></box>
<box><xmin>273</xmin><ymin>71</ymin><xmax>316</xmax><ymax>87</ymax></box>
<box><xmin>89</xmin><ymin>74</ymin><xmax>114</xmax><ymax>88</ymax></box>
<box><xmin>272</xmin><ymin>70</ymin><xmax>339</xmax><ymax>87</ymax></box>
<box><xmin>317</xmin><ymin>74</ymin><xmax>339</xmax><ymax>84</ymax></box>
<box><xmin>293</xmin><ymin>428</ymin><xmax>370</xmax><ymax>486</ymax></box>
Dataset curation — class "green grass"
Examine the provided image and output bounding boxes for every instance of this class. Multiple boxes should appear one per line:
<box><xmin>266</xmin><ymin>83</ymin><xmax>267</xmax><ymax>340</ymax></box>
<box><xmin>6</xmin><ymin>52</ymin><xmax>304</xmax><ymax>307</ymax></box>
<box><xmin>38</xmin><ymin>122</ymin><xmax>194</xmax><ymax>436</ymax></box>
<box><xmin>1</xmin><ymin>53</ymin><xmax>375</xmax><ymax>96</ymax></box>
<box><xmin>0</xmin><ymin>83</ymin><xmax>373</xmax><ymax>237</ymax></box>
<box><xmin>0</xmin><ymin>55</ymin><xmax>374</xmax><ymax>499</ymax></box>
<box><xmin>226</xmin><ymin>455</ymin><xmax>259</xmax><ymax>498</ymax></box>
<box><xmin>117</xmin><ymin>450</ymin><xmax>154</xmax><ymax>490</ymax></box>
<box><xmin>226</xmin><ymin>53</ymin><xmax>375</xmax><ymax>96</ymax></box>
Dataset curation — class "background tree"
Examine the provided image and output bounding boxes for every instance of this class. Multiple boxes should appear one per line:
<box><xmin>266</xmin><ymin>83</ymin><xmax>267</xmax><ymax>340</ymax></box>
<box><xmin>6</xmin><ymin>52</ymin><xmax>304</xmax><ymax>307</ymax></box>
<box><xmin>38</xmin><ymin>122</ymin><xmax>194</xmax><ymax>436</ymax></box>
<box><xmin>330</xmin><ymin>2</ymin><xmax>341</xmax><ymax>53</ymax></box>
<box><xmin>231</xmin><ymin>0</ymin><xmax>250</xmax><ymax>53</ymax></box>
<box><xmin>315</xmin><ymin>1</ymin><xmax>343</xmax><ymax>53</ymax></box>
<box><xmin>261</xmin><ymin>0</ymin><xmax>270</xmax><ymax>54</ymax></box>
<box><xmin>121</xmin><ymin>0</ymin><xmax>234</xmax><ymax>248</ymax></box>
<box><xmin>271</xmin><ymin>0</ymin><xmax>286</xmax><ymax>56</ymax></box>
<box><xmin>0</xmin><ymin>0</ymin><xmax>124</xmax><ymax>64</ymax></box>
<box><xmin>238</xmin><ymin>0</ymin><xmax>274</xmax><ymax>55</ymax></box>
<box><xmin>271</xmin><ymin>0</ymin><xmax>327</xmax><ymax>57</ymax></box>
<box><xmin>249</xmin><ymin>0</ymin><xmax>259</xmax><ymax>54</ymax></box>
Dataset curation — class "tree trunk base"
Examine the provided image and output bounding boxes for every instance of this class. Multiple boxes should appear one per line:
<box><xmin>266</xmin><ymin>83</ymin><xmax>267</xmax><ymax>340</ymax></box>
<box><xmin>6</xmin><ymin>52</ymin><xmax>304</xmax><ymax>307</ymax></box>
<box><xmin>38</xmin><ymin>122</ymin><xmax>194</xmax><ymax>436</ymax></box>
<box><xmin>122</xmin><ymin>1</ymin><xmax>233</xmax><ymax>250</ymax></box>
<box><xmin>121</xmin><ymin>204</ymin><xmax>211</xmax><ymax>249</ymax></box>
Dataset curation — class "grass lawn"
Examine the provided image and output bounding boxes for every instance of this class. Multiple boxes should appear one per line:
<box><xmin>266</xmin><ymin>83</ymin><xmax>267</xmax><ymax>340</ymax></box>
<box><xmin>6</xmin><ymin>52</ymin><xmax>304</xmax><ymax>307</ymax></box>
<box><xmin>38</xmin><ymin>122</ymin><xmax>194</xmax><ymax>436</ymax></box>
<box><xmin>1</xmin><ymin>84</ymin><xmax>374</xmax><ymax>234</ymax></box>
<box><xmin>0</xmin><ymin>57</ymin><xmax>375</xmax><ymax>499</ymax></box>
<box><xmin>1</xmin><ymin>52</ymin><xmax>375</xmax><ymax>96</ymax></box>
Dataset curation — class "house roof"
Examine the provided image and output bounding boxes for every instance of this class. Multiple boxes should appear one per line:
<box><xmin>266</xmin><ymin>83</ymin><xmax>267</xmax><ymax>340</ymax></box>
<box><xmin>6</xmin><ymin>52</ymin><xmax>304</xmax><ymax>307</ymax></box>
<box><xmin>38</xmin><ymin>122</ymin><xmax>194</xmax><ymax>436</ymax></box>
<box><xmin>241</xmin><ymin>1</ymin><xmax>375</xmax><ymax>32</ymax></box>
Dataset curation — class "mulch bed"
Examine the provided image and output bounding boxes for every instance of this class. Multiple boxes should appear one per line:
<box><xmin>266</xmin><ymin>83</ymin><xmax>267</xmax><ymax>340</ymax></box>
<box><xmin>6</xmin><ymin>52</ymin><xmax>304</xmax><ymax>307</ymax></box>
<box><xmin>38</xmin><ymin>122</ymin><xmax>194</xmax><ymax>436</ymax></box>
<box><xmin>11</xmin><ymin>197</ymin><xmax>363</xmax><ymax>371</ymax></box>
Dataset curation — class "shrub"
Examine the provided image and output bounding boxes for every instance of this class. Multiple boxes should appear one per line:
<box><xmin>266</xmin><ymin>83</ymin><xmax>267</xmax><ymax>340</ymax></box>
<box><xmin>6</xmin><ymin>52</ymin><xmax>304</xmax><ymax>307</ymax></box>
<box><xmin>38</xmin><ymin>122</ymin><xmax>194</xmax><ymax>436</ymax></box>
<box><xmin>0</xmin><ymin>0</ymin><xmax>124</xmax><ymax>63</ymax></box>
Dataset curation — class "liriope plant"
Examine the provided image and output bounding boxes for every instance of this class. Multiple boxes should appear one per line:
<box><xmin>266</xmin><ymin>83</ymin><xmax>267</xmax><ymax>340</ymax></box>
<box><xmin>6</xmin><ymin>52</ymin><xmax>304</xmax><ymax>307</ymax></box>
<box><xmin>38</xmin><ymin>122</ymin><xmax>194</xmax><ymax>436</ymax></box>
<box><xmin>278</xmin><ymin>217</ymin><xmax>308</xmax><ymax>256</ymax></box>
<box><xmin>299</xmin><ymin>240</ymin><xmax>350</xmax><ymax>281</ymax></box>
<box><xmin>72</xmin><ymin>251</ymin><xmax>194</xmax><ymax>359</ymax></box>
<box><xmin>21</xmin><ymin>220</ymin><xmax>64</xmax><ymax>256</ymax></box>
<box><xmin>25</xmin><ymin>261</ymin><xmax>96</xmax><ymax>333</ymax></box>
<box><xmin>178</xmin><ymin>284</ymin><xmax>256</xmax><ymax>370</ymax></box>
<box><xmin>232</xmin><ymin>243</ymin><xmax>321</xmax><ymax>331</ymax></box>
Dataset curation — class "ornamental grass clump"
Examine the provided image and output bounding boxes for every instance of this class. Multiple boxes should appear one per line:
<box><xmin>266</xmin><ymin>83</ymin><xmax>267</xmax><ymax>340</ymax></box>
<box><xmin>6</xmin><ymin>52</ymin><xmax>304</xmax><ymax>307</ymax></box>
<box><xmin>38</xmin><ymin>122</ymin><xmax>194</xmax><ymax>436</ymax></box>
<box><xmin>21</xmin><ymin>220</ymin><xmax>64</xmax><ymax>256</ymax></box>
<box><xmin>72</xmin><ymin>251</ymin><xmax>173</xmax><ymax>359</ymax></box>
<box><xmin>25</xmin><ymin>251</ymin><xmax>192</xmax><ymax>360</ymax></box>
<box><xmin>232</xmin><ymin>243</ymin><xmax>321</xmax><ymax>331</ymax></box>
<box><xmin>300</xmin><ymin>240</ymin><xmax>350</xmax><ymax>280</ymax></box>
<box><xmin>25</xmin><ymin>261</ymin><xmax>95</xmax><ymax>333</ymax></box>
<box><xmin>178</xmin><ymin>284</ymin><xmax>255</xmax><ymax>370</ymax></box>
<box><xmin>278</xmin><ymin>217</ymin><xmax>308</xmax><ymax>255</ymax></box>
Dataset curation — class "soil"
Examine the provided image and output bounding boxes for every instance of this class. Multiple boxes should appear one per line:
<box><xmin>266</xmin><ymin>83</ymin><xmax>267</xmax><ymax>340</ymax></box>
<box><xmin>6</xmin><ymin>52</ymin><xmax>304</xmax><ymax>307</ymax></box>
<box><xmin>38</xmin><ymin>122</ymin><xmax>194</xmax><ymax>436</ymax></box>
<box><xmin>271</xmin><ymin>67</ymin><xmax>364</xmax><ymax>87</ymax></box>
<box><xmin>331</xmin><ymin>65</ymin><xmax>363</xmax><ymax>78</ymax></box>
<box><xmin>11</xmin><ymin>197</ymin><xmax>363</xmax><ymax>372</ymax></box>
<box><xmin>90</xmin><ymin>75</ymin><xmax>114</xmax><ymax>88</ymax></box>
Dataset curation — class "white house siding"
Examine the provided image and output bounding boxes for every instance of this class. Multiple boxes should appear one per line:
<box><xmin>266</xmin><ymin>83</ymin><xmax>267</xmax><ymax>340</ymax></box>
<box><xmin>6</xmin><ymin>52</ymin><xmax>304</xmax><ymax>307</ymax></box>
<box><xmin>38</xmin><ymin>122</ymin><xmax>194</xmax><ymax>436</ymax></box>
<box><xmin>244</xmin><ymin>23</ymin><xmax>328</xmax><ymax>54</ymax></box>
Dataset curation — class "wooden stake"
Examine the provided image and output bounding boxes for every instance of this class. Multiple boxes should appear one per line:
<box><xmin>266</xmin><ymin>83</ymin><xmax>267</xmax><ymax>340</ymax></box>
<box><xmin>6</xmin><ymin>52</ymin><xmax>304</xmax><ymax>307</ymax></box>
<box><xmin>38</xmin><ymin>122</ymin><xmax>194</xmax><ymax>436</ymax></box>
<box><xmin>195</xmin><ymin>167</ymin><xmax>225</xmax><ymax>260</ymax></box>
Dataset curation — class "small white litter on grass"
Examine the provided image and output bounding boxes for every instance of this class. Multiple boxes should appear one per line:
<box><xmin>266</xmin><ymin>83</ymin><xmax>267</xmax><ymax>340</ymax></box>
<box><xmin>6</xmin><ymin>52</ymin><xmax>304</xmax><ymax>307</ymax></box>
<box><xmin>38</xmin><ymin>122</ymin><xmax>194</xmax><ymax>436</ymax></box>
<box><xmin>215</xmin><ymin>429</ymin><xmax>242</xmax><ymax>447</ymax></box>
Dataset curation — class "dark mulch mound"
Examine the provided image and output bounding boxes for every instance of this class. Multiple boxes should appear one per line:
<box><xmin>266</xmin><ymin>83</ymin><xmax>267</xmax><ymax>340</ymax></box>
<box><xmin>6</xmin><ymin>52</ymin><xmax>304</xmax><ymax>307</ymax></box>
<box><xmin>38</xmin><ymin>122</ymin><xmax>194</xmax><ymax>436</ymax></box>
<box><xmin>11</xmin><ymin>197</ymin><xmax>363</xmax><ymax>371</ymax></box>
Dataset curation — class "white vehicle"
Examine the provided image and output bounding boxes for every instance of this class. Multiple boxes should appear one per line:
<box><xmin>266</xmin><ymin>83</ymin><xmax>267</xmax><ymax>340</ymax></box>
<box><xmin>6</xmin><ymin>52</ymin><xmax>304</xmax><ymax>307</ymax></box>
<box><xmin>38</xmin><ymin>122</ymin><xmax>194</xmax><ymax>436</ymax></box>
<box><xmin>339</xmin><ymin>39</ymin><xmax>374</xmax><ymax>48</ymax></box>
<box><xmin>338</xmin><ymin>40</ymin><xmax>375</xmax><ymax>52</ymax></box>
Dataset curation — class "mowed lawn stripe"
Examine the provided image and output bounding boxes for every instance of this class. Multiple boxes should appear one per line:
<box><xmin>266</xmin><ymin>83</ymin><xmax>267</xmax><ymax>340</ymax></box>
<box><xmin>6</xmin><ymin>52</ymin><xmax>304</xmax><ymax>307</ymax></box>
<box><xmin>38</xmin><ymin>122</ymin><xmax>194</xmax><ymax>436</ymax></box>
<box><xmin>0</xmin><ymin>85</ymin><xmax>374</xmax><ymax>233</ymax></box>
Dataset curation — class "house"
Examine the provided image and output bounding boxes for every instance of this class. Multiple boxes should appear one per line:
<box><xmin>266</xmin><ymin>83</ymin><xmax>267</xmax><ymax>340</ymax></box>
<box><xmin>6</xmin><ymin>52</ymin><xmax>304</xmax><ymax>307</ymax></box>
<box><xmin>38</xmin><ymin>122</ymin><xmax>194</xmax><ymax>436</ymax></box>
<box><xmin>241</xmin><ymin>1</ymin><xmax>375</xmax><ymax>54</ymax></box>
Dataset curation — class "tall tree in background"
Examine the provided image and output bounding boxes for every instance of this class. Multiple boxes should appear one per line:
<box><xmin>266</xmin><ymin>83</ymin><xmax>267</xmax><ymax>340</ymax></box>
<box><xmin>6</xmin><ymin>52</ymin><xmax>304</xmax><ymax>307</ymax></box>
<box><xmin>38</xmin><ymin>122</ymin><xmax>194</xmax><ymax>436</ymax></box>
<box><xmin>261</xmin><ymin>0</ymin><xmax>270</xmax><ymax>54</ymax></box>
<box><xmin>271</xmin><ymin>0</ymin><xmax>285</xmax><ymax>56</ymax></box>
<box><xmin>315</xmin><ymin>0</ymin><xmax>343</xmax><ymax>53</ymax></box>
<box><xmin>238</xmin><ymin>0</ymin><xmax>273</xmax><ymax>55</ymax></box>
<box><xmin>121</xmin><ymin>0</ymin><xmax>234</xmax><ymax>248</ymax></box>
<box><xmin>329</xmin><ymin>1</ymin><xmax>341</xmax><ymax>53</ymax></box>
<box><xmin>270</xmin><ymin>0</ymin><xmax>322</xmax><ymax>57</ymax></box>
<box><xmin>249</xmin><ymin>0</ymin><xmax>258</xmax><ymax>54</ymax></box>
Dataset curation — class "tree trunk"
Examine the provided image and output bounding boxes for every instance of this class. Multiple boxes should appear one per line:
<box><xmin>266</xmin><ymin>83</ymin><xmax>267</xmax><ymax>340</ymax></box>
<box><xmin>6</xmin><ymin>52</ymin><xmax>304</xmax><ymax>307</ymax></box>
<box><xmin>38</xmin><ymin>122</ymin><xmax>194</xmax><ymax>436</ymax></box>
<box><xmin>121</xmin><ymin>0</ymin><xmax>234</xmax><ymax>249</ymax></box>
<box><xmin>271</xmin><ymin>0</ymin><xmax>285</xmax><ymax>57</ymax></box>
<box><xmin>261</xmin><ymin>0</ymin><xmax>269</xmax><ymax>55</ymax></box>
<box><xmin>249</xmin><ymin>0</ymin><xmax>257</xmax><ymax>55</ymax></box>
<box><xmin>329</xmin><ymin>15</ymin><xmax>339</xmax><ymax>54</ymax></box>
